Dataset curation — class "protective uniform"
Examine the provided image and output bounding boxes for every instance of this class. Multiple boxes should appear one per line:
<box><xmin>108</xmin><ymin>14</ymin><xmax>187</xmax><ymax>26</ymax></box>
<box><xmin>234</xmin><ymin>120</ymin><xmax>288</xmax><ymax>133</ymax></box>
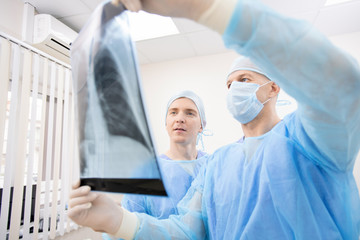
<box><xmin>102</xmin><ymin>152</ymin><xmax>208</xmax><ymax>240</ymax></box>
<box><xmin>121</xmin><ymin>89</ymin><xmax>208</xmax><ymax>219</ymax></box>
<box><xmin>122</xmin><ymin>151</ymin><xmax>208</xmax><ymax>219</ymax></box>
<box><xmin>129</xmin><ymin>0</ymin><xmax>360</xmax><ymax>239</ymax></box>
<box><xmin>104</xmin><ymin>89</ymin><xmax>210</xmax><ymax>239</ymax></box>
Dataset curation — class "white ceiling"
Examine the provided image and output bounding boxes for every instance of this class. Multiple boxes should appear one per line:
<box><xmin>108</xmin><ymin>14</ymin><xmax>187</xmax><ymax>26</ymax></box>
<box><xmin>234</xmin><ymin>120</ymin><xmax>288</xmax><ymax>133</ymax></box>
<box><xmin>22</xmin><ymin>0</ymin><xmax>360</xmax><ymax>64</ymax></box>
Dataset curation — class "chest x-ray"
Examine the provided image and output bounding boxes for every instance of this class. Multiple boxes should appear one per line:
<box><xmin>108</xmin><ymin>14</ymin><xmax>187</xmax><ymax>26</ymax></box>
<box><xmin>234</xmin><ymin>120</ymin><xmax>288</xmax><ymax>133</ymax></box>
<box><xmin>71</xmin><ymin>1</ymin><xmax>166</xmax><ymax>195</ymax></box>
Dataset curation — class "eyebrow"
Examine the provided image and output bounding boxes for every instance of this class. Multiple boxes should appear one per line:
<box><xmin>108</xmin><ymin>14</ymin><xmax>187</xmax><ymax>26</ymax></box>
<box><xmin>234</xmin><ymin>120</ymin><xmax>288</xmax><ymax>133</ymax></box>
<box><xmin>186</xmin><ymin>108</ymin><xmax>198</xmax><ymax>114</ymax></box>
<box><xmin>168</xmin><ymin>107</ymin><xmax>178</xmax><ymax>112</ymax></box>
<box><xmin>168</xmin><ymin>107</ymin><xmax>198</xmax><ymax>113</ymax></box>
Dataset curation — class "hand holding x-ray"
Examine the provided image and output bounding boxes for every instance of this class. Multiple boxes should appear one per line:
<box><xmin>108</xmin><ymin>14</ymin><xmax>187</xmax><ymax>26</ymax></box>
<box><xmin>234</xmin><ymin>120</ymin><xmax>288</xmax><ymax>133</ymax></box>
<box><xmin>67</xmin><ymin>182</ymin><xmax>124</xmax><ymax>234</ymax></box>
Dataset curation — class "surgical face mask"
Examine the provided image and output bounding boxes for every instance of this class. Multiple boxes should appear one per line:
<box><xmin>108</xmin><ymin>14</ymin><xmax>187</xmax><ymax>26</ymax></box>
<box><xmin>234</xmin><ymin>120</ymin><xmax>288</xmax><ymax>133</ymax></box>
<box><xmin>226</xmin><ymin>81</ymin><xmax>272</xmax><ymax>124</ymax></box>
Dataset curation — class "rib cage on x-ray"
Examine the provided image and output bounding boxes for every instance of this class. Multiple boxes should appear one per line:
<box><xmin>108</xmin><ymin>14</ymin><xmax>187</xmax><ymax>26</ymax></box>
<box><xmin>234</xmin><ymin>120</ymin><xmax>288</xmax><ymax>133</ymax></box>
<box><xmin>71</xmin><ymin>1</ymin><xmax>167</xmax><ymax>195</ymax></box>
<box><xmin>94</xmin><ymin>47</ymin><xmax>149</xmax><ymax>150</ymax></box>
<box><xmin>79</xmin><ymin>40</ymin><xmax>156</xmax><ymax>178</ymax></box>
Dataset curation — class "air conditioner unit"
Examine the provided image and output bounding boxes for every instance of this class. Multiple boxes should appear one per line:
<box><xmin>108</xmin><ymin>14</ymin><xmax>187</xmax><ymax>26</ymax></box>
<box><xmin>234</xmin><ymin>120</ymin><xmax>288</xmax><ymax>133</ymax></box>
<box><xmin>33</xmin><ymin>14</ymin><xmax>78</xmax><ymax>64</ymax></box>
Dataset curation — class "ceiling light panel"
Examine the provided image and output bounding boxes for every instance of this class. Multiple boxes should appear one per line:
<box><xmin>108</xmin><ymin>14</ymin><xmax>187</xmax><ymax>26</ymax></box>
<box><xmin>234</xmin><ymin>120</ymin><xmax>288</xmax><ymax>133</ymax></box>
<box><xmin>127</xmin><ymin>11</ymin><xmax>179</xmax><ymax>41</ymax></box>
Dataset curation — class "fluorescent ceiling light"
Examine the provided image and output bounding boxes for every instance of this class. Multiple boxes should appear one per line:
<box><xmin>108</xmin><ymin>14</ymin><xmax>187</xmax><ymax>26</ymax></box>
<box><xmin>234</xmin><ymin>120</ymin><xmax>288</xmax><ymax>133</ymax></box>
<box><xmin>325</xmin><ymin>0</ymin><xmax>353</xmax><ymax>6</ymax></box>
<box><xmin>127</xmin><ymin>11</ymin><xmax>179</xmax><ymax>41</ymax></box>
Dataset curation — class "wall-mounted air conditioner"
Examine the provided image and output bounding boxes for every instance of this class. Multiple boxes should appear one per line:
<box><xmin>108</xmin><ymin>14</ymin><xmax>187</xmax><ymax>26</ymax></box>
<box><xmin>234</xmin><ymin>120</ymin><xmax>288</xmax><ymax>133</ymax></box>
<box><xmin>32</xmin><ymin>14</ymin><xmax>78</xmax><ymax>64</ymax></box>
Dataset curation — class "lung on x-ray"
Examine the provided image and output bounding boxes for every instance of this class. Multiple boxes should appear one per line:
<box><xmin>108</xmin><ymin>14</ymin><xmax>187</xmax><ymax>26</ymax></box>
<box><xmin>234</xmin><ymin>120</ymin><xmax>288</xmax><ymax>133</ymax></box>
<box><xmin>70</xmin><ymin>1</ymin><xmax>166</xmax><ymax>196</ymax></box>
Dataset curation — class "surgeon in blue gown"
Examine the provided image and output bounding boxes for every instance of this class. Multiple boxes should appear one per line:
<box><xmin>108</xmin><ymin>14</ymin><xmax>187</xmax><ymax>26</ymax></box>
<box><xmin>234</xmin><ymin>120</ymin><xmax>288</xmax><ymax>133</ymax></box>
<box><xmin>102</xmin><ymin>90</ymin><xmax>209</xmax><ymax>240</ymax></box>
<box><xmin>120</xmin><ymin>91</ymin><xmax>208</xmax><ymax>218</ymax></box>
<box><xmin>68</xmin><ymin>0</ymin><xmax>360</xmax><ymax>239</ymax></box>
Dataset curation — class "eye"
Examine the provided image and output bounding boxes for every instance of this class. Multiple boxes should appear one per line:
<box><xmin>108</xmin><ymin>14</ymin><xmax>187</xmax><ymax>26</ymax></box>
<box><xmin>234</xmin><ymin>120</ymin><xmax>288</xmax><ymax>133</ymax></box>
<box><xmin>227</xmin><ymin>77</ymin><xmax>250</xmax><ymax>89</ymax></box>
<box><xmin>240</xmin><ymin>78</ymin><xmax>250</xmax><ymax>82</ymax></box>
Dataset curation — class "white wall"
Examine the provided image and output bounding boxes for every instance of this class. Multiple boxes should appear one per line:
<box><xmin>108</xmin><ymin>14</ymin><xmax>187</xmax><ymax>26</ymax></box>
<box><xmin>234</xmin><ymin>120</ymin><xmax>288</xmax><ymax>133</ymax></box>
<box><xmin>0</xmin><ymin>0</ymin><xmax>24</xmax><ymax>39</ymax></box>
<box><xmin>140</xmin><ymin>32</ymin><xmax>360</xmax><ymax>191</ymax></box>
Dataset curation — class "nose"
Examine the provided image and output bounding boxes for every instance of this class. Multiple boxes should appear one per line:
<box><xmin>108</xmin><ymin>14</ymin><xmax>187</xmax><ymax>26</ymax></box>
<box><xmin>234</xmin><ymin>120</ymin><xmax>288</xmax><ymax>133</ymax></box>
<box><xmin>175</xmin><ymin>113</ymin><xmax>185</xmax><ymax>123</ymax></box>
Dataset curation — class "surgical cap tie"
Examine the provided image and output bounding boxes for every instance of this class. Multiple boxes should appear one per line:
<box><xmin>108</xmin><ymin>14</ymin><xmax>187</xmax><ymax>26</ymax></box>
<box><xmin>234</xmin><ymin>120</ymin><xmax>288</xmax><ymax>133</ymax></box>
<box><xmin>196</xmin><ymin>129</ymin><xmax>213</xmax><ymax>151</ymax></box>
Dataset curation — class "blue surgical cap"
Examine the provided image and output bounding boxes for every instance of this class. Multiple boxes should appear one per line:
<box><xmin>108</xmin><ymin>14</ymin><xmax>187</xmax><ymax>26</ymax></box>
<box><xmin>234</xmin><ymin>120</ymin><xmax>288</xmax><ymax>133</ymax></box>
<box><xmin>227</xmin><ymin>56</ymin><xmax>269</xmax><ymax>80</ymax></box>
<box><xmin>165</xmin><ymin>90</ymin><xmax>206</xmax><ymax>129</ymax></box>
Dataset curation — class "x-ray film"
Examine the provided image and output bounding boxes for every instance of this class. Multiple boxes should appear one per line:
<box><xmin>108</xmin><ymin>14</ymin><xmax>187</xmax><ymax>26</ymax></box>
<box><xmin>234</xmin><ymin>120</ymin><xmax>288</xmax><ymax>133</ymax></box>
<box><xmin>71</xmin><ymin>1</ymin><xmax>166</xmax><ymax>195</ymax></box>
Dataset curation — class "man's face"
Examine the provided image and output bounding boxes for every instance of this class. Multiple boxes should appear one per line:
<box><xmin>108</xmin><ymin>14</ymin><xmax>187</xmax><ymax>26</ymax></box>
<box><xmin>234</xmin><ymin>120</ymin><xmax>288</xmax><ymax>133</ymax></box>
<box><xmin>166</xmin><ymin>98</ymin><xmax>202</xmax><ymax>145</ymax></box>
<box><xmin>226</xmin><ymin>70</ymin><xmax>272</xmax><ymax>103</ymax></box>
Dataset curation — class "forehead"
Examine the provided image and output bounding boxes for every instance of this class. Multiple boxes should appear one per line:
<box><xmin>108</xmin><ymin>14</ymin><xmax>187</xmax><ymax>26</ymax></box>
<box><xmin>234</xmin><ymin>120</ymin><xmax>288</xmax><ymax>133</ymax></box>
<box><xmin>168</xmin><ymin>97</ymin><xmax>198</xmax><ymax>112</ymax></box>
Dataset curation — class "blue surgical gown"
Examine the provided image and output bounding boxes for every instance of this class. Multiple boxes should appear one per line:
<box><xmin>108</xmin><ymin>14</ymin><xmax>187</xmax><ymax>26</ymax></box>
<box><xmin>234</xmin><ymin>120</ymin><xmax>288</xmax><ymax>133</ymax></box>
<box><xmin>121</xmin><ymin>151</ymin><xmax>208</xmax><ymax>219</ymax></box>
<box><xmin>103</xmin><ymin>151</ymin><xmax>208</xmax><ymax>240</ymax></box>
<box><xmin>131</xmin><ymin>0</ymin><xmax>360</xmax><ymax>239</ymax></box>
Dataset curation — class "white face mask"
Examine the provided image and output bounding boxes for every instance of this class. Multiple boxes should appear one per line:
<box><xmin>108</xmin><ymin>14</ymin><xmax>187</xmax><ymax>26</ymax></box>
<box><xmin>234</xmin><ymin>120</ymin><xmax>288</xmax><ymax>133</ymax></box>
<box><xmin>226</xmin><ymin>81</ymin><xmax>272</xmax><ymax>124</ymax></box>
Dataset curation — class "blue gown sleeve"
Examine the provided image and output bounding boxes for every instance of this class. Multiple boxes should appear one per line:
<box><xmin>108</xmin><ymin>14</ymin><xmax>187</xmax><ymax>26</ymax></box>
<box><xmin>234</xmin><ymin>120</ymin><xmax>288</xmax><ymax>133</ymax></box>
<box><xmin>223</xmin><ymin>0</ymin><xmax>360</xmax><ymax>171</ymax></box>
<box><xmin>133</xmin><ymin>164</ymin><xmax>207</xmax><ymax>240</ymax></box>
<box><xmin>122</xmin><ymin>194</ymin><xmax>147</xmax><ymax>214</ymax></box>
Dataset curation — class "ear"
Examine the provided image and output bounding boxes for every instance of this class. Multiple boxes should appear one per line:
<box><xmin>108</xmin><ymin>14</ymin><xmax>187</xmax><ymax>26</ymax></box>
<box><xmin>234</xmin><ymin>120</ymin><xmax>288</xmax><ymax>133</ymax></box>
<box><xmin>199</xmin><ymin>125</ymin><xmax>203</xmax><ymax>133</ymax></box>
<box><xmin>269</xmin><ymin>82</ymin><xmax>280</xmax><ymax>98</ymax></box>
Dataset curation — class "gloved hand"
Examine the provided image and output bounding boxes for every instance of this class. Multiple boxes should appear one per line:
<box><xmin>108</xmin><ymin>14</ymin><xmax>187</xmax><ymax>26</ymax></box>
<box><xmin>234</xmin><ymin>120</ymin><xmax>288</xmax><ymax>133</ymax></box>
<box><xmin>67</xmin><ymin>182</ymin><xmax>123</xmax><ymax>234</ymax></box>
<box><xmin>111</xmin><ymin>0</ymin><xmax>214</xmax><ymax>21</ymax></box>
